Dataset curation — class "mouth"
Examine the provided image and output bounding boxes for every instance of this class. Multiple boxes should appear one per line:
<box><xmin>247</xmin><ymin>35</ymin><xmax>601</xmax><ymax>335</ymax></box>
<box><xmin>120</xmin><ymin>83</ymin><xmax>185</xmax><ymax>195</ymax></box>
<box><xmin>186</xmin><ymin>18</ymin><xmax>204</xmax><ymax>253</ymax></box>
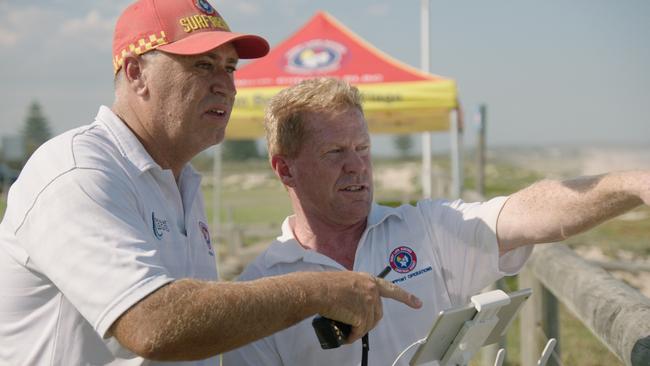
<box><xmin>340</xmin><ymin>184</ymin><xmax>367</xmax><ymax>192</ymax></box>
<box><xmin>205</xmin><ymin>108</ymin><xmax>228</xmax><ymax>117</ymax></box>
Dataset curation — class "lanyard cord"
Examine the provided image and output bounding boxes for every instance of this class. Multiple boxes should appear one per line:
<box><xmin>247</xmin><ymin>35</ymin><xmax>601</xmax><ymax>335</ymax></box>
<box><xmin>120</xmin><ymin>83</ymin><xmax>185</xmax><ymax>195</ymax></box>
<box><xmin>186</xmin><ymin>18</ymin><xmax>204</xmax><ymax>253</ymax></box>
<box><xmin>362</xmin><ymin>266</ymin><xmax>391</xmax><ymax>366</ymax></box>
<box><xmin>361</xmin><ymin>334</ymin><xmax>369</xmax><ymax>366</ymax></box>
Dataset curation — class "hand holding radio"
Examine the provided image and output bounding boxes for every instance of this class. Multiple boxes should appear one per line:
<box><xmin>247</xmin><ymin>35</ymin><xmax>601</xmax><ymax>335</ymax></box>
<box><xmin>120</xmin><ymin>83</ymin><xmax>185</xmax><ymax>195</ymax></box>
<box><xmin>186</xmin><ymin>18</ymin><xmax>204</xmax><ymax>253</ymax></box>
<box><xmin>312</xmin><ymin>266</ymin><xmax>421</xmax><ymax>348</ymax></box>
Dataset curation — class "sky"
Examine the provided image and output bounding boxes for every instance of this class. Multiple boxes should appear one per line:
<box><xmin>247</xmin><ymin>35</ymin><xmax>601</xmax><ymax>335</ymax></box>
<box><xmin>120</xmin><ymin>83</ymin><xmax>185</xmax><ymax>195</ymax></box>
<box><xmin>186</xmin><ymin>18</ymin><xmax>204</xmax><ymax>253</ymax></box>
<box><xmin>1</xmin><ymin>0</ymin><xmax>649</xmax><ymax>155</ymax></box>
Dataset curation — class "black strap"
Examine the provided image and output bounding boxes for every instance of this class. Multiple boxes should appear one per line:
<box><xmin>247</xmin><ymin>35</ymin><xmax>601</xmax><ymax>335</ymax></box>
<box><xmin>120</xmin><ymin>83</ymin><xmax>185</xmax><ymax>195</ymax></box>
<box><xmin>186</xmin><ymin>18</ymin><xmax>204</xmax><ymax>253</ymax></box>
<box><xmin>361</xmin><ymin>334</ymin><xmax>369</xmax><ymax>366</ymax></box>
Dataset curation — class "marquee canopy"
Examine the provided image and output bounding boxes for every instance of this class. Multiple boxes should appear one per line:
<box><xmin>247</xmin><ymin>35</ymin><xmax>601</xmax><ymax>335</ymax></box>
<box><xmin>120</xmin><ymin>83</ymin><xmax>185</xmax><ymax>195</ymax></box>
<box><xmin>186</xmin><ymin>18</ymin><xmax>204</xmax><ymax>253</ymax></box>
<box><xmin>227</xmin><ymin>11</ymin><xmax>459</xmax><ymax>139</ymax></box>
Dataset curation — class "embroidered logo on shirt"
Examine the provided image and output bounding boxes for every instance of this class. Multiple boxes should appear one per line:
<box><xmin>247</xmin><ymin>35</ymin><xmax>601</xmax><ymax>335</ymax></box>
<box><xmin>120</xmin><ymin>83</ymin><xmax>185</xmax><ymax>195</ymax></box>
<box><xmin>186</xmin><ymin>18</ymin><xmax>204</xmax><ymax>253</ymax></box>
<box><xmin>199</xmin><ymin>221</ymin><xmax>215</xmax><ymax>256</ymax></box>
<box><xmin>389</xmin><ymin>246</ymin><xmax>417</xmax><ymax>273</ymax></box>
<box><xmin>152</xmin><ymin>212</ymin><xmax>170</xmax><ymax>240</ymax></box>
<box><xmin>391</xmin><ymin>266</ymin><xmax>433</xmax><ymax>284</ymax></box>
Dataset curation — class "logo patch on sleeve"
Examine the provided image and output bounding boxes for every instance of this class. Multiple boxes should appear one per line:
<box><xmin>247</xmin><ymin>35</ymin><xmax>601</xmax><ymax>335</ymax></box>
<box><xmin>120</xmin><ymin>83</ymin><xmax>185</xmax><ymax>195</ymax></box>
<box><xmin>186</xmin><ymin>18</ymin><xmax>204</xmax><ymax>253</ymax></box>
<box><xmin>152</xmin><ymin>212</ymin><xmax>170</xmax><ymax>240</ymax></box>
<box><xmin>199</xmin><ymin>221</ymin><xmax>215</xmax><ymax>256</ymax></box>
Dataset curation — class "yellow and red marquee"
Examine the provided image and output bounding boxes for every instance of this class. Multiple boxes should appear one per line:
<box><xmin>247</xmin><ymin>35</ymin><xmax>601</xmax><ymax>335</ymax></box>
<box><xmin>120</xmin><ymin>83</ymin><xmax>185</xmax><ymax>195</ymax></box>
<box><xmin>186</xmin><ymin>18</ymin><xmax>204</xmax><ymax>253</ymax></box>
<box><xmin>228</xmin><ymin>11</ymin><xmax>459</xmax><ymax>139</ymax></box>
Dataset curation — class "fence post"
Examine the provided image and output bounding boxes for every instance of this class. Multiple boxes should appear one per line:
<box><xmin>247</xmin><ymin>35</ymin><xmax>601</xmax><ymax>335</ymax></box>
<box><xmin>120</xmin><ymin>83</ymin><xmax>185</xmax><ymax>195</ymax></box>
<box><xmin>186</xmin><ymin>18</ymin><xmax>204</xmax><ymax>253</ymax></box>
<box><xmin>528</xmin><ymin>244</ymin><xmax>650</xmax><ymax>365</ymax></box>
<box><xmin>519</xmin><ymin>264</ymin><xmax>560</xmax><ymax>366</ymax></box>
<box><xmin>520</xmin><ymin>265</ymin><xmax>542</xmax><ymax>366</ymax></box>
<box><xmin>541</xmin><ymin>286</ymin><xmax>560</xmax><ymax>365</ymax></box>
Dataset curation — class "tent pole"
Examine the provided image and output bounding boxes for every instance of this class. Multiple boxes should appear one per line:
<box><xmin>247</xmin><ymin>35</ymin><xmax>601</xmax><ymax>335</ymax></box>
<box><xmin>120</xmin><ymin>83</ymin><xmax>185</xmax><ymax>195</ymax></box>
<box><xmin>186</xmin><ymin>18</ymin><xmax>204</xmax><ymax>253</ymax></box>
<box><xmin>422</xmin><ymin>134</ymin><xmax>432</xmax><ymax>199</ymax></box>
<box><xmin>420</xmin><ymin>0</ymin><xmax>432</xmax><ymax>199</ymax></box>
<box><xmin>450</xmin><ymin>109</ymin><xmax>463</xmax><ymax>198</ymax></box>
<box><xmin>212</xmin><ymin>144</ymin><xmax>222</xmax><ymax>265</ymax></box>
<box><xmin>476</xmin><ymin>105</ymin><xmax>487</xmax><ymax>197</ymax></box>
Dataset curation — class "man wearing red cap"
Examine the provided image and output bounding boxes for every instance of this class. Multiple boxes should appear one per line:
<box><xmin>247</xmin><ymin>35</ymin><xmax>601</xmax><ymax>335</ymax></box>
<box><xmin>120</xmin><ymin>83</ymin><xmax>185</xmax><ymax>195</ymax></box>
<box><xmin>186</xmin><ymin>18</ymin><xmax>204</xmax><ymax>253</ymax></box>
<box><xmin>0</xmin><ymin>1</ymin><xmax>421</xmax><ymax>365</ymax></box>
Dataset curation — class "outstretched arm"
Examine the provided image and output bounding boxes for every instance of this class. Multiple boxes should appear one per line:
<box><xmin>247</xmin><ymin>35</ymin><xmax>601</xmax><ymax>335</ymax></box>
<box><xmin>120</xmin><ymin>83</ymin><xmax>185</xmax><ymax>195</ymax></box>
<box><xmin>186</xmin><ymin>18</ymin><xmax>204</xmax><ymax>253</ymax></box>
<box><xmin>496</xmin><ymin>170</ymin><xmax>649</xmax><ymax>253</ymax></box>
<box><xmin>109</xmin><ymin>271</ymin><xmax>421</xmax><ymax>361</ymax></box>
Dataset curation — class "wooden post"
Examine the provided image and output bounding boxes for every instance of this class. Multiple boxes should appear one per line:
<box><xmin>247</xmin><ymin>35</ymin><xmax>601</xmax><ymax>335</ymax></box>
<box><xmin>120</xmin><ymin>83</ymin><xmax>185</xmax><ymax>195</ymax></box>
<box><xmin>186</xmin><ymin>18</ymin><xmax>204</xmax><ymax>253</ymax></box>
<box><xmin>589</xmin><ymin>260</ymin><xmax>650</xmax><ymax>273</ymax></box>
<box><xmin>519</xmin><ymin>265</ymin><xmax>560</xmax><ymax>366</ymax></box>
<box><xmin>519</xmin><ymin>265</ymin><xmax>544</xmax><ymax>366</ymax></box>
<box><xmin>212</xmin><ymin>145</ymin><xmax>222</xmax><ymax>245</ymax></box>
<box><xmin>541</xmin><ymin>286</ymin><xmax>560</xmax><ymax>366</ymax></box>
<box><xmin>528</xmin><ymin>244</ymin><xmax>650</xmax><ymax>366</ymax></box>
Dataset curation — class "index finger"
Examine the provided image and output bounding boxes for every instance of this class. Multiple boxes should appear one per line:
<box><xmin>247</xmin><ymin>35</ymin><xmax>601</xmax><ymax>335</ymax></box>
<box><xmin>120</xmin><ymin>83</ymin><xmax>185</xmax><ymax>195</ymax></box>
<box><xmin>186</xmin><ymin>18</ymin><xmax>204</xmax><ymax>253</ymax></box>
<box><xmin>376</xmin><ymin>278</ymin><xmax>422</xmax><ymax>309</ymax></box>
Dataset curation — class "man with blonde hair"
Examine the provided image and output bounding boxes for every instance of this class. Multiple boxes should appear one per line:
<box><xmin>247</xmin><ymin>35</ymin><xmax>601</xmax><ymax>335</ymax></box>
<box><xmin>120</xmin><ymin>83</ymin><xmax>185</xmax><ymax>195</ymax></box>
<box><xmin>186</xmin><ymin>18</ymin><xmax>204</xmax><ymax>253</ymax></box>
<box><xmin>224</xmin><ymin>77</ymin><xmax>650</xmax><ymax>365</ymax></box>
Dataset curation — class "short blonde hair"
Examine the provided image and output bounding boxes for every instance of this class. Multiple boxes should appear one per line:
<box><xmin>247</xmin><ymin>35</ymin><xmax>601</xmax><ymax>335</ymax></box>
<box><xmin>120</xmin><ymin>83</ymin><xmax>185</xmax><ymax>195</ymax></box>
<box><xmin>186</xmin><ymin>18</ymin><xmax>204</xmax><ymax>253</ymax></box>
<box><xmin>264</xmin><ymin>77</ymin><xmax>363</xmax><ymax>158</ymax></box>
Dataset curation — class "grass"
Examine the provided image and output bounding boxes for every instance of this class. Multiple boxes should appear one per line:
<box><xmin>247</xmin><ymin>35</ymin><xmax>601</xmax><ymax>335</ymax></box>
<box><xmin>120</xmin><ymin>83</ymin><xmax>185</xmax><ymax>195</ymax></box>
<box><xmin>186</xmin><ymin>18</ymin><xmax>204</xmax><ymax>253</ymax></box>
<box><xmin>458</xmin><ymin>158</ymin><xmax>543</xmax><ymax>196</ymax></box>
<box><xmin>200</xmin><ymin>160</ymin><xmax>292</xmax><ymax>247</ymax></box>
<box><xmin>205</xmin><ymin>182</ymin><xmax>292</xmax><ymax>227</ymax></box>
<box><xmin>557</xmin><ymin>303</ymin><xmax>623</xmax><ymax>365</ymax></box>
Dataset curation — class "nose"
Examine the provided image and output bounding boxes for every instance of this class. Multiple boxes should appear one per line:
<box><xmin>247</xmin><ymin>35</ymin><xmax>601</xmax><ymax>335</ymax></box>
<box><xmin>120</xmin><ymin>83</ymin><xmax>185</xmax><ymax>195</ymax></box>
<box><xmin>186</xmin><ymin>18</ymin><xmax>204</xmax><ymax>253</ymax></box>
<box><xmin>343</xmin><ymin>150</ymin><xmax>368</xmax><ymax>175</ymax></box>
<box><xmin>210</xmin><ymin>70</ymin><xmax>237</xmax><ymax>98</ymax></box>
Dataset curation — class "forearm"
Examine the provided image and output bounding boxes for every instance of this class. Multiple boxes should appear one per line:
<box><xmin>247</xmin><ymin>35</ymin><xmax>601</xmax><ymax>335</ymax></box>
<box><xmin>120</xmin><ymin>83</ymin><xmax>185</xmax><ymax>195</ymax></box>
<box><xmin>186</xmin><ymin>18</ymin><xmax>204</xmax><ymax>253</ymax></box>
<box><xmin>497</xmin><ymin>170</ymin><xmax>647</xmax><ymax>252</ymax></box>
<box><xmin>111</xmin><ymin>273</ymin><xmax>321</xmax><ymax>361</ymax></box>
<box><xmin>110</xmin><ymin>268</ymin><xmax>421</xmax><ymax>361</ymax></box>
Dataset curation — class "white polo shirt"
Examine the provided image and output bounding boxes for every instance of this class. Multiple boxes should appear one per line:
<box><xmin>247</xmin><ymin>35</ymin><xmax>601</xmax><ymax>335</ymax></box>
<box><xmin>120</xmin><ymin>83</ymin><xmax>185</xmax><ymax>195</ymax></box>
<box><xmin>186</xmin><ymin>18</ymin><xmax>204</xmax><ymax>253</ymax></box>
<box><xmin>0</xmin><ymin>106</ymin><xmax>219</xmax><ymax>365</ymax></box>
<box><xmin>223</xmin><ymin>198</ymin><xmax>532</xmax><ymax>366</ymax></box>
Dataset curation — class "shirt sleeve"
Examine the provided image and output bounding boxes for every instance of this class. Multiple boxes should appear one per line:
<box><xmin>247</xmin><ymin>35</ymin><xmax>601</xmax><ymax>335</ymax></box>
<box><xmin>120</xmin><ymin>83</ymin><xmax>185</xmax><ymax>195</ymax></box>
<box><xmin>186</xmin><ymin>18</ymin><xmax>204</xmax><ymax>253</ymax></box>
<box><xmin>15</xmin><ymin>168</ymin><xmax>175</xmax><ymax>337</ymax></box>
<box><xmin>418</xmin><ymin>197</ymin><xmax>532</xmax><ymax>305</ymax></box>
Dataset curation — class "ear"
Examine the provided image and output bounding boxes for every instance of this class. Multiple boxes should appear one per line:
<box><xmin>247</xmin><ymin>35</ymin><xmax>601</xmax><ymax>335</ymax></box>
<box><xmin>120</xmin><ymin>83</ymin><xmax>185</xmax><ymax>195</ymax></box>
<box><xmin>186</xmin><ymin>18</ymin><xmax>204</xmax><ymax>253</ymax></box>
<box><xmin>122</xmin><ymin>54</ymin><xmax>148</xmax><ymax>97</ymax></box>
<box><xmin>270</xmin><ymin>154</ymin><xmax>296</xmax><ymax>188</ymax></box>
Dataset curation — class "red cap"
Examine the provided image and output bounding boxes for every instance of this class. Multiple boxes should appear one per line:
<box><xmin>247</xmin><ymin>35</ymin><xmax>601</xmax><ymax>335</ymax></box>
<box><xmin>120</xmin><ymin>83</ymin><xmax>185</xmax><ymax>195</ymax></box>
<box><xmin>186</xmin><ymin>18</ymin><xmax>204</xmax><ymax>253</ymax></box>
<box><xmin>112</xmin><ymin>0</ymin><xmax>270</xmax><ymax>74</ymax></box>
